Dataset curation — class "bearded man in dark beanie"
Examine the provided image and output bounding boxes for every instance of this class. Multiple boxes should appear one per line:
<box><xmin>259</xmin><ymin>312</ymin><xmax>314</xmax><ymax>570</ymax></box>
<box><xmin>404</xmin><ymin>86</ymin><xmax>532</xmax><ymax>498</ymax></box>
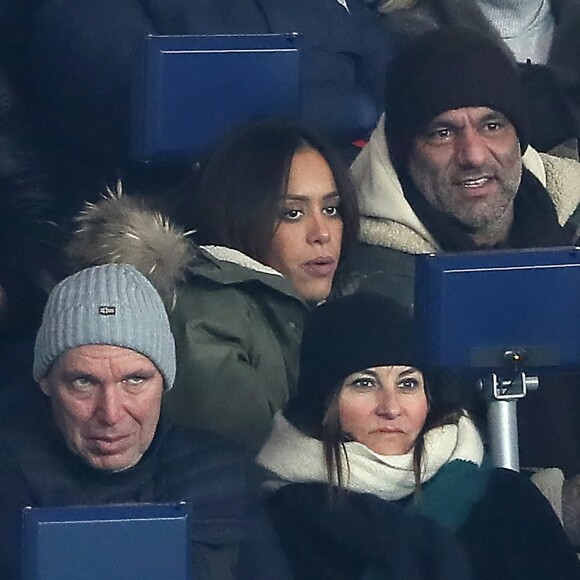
<box><xmin>332</xmin><ymin>26</ymin><xmax>580</xmax><ymax>546</ymax></box>
<box><xmin>335</xmin><ymin>26</ymin><xmax>580</xmax><ymax>285</ymax></box>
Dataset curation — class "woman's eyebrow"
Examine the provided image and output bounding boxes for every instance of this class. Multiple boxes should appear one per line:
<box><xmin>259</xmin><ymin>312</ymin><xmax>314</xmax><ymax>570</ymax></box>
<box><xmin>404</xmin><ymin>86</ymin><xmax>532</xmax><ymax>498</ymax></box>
<box><xmin>284</xmin><ymin>194</ymin><xmax>308</xmax><ymax>202</ymax></box>
<box><xmin>351</xmin><ymin>369</ymin><xmax>380</xmax><ymax>379</ymax></box>
<box><xmin>285</xmin><ymin>191</ymin><xmax>339</xmax><ymax>202</ymax></box>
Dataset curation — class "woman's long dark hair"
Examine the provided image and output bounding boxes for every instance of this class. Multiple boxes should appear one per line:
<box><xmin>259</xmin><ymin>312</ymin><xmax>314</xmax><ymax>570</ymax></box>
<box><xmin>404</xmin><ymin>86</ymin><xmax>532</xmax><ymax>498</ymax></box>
<box><xmin>172</xmin><ymin>120</ymin><xmax>359</xmax><ymax>264</ymax></box>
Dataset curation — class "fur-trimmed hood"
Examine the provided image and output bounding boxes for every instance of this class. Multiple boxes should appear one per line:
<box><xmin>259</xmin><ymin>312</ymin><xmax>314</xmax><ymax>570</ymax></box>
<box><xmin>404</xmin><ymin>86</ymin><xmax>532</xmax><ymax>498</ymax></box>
<box><xmin>67</xmin><ymin>189</ymin><xmax>290</xmax><ymax>309</ymax></box>
<box><xmin>351</xmin><ymin>115</ymin><xmax>580</xmax><ymax>254</ymax></box>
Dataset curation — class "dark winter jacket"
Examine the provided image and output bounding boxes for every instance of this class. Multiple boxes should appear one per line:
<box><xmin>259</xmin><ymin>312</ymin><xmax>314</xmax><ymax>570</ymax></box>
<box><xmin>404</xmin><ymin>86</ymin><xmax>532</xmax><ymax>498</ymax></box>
<box><xmin>440</xmin><ymin>467</ymin><xmax>580</xmax><ymax>580</ymax></box>
<box><xmin>266</xmin><ymin>482</ymin><xmax>473</xmax><ymax>580</ymax></box>
<box><xmin>265</xmin><ymin>470</ymin><xmax>580</xmax><ymax>580</ymax></box>
<box><xmin>0</xmin><ymin>404</ymin><xmax>291</xmax><ymax>580</ymax></box>
<box><xmin>30</xmin><ymin>0</ymin><xmax>393</xmax><ymax>166</ymax></box>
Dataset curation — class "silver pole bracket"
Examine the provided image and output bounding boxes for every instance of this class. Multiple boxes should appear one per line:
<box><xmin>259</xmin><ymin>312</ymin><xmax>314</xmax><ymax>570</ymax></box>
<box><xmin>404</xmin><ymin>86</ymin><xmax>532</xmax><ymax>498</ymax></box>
<box><xmin>478</xmin><ymin>371</ymin><xmax>539</xmax><ymax>401</ymax></box>
<box><xmin>476</xmin><ymin>351</ymin><xmax>540</xmax><ymax>471</ymax></box>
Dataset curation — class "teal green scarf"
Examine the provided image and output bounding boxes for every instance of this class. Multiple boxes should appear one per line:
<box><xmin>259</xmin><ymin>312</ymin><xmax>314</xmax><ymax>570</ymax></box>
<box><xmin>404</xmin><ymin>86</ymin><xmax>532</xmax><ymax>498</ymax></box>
<box><xmin>405</xmin><ymin>459</ymin><xmax>493</xmax><ymax>532</ymax></box>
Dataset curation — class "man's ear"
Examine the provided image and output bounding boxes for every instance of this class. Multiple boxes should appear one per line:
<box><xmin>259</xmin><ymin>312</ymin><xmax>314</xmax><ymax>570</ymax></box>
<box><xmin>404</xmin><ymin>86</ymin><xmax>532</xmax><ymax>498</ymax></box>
<box><xmin>38</xmin><ymin>377</ymin><xmax>52</xmax><ymax>398</ymax></box>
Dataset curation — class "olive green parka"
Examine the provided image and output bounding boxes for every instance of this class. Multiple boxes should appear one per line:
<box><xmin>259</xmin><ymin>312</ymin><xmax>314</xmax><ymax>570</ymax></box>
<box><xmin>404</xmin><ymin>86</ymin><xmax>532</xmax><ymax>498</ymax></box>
<box><xmin>67</xmin><ymin>192</ymin><xmax>308</xmax><ymax>453</ymax></box>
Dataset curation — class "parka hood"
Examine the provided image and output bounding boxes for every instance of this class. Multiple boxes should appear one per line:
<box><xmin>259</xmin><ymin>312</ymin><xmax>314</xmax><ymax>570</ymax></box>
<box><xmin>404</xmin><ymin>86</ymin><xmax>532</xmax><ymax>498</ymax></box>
<box><xmin>67</xmin><ymin>189</ymin><xmax>289</xmax><ymax>309</ymax></box>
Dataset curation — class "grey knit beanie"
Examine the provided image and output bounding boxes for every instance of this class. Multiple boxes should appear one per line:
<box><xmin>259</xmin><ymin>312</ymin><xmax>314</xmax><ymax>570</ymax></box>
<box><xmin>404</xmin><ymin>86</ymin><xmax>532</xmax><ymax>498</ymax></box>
<box><xmin>33</xmin><ymin>264</ymin><xmax>176</xmax><ymax>390</ymax></box>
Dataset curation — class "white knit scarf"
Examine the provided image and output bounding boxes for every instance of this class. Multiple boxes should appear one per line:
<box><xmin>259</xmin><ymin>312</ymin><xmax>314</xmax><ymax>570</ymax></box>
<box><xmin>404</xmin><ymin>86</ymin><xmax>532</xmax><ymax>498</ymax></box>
<box><xmin>257</xmin><ymin>413</ymin><xmax>484</xmax><ymax>501</ymax></box>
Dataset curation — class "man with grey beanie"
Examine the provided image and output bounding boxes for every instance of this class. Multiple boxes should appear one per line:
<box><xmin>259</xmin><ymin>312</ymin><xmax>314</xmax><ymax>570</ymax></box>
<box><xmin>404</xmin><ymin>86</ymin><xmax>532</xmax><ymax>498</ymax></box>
<box><xmin>0</xmin><ymin>264</ymin><xmax>291</xmax><ymax>579</ymax></box>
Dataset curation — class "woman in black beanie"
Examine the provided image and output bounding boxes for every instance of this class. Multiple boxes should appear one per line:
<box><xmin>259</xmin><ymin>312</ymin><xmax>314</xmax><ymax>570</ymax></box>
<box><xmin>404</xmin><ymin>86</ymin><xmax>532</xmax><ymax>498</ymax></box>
<box><xmin>257</xmin><ymin>292</ymin><xmax>580</xmax><ymax>580</ymax></box>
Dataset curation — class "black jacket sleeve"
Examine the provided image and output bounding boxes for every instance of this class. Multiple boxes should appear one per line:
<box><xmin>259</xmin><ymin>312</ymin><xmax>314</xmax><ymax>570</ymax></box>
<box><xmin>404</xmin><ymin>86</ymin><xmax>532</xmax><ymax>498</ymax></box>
<box><xmin>266</xmin><ymin>482</ymin><xmax>473</xmax><ymax>580</ymax></box>
<box><xmin>458</xmin><ymin>468</ymin><xmax>580</xmax><ymax>580</ymax></box>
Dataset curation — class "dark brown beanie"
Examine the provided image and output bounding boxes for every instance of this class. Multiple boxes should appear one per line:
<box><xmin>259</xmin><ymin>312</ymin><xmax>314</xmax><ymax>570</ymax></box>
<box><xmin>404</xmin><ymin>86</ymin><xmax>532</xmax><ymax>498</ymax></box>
<box><xmin>285</xmin><ymin>293</ymin><xmax>417</xmax><ymax>428</ymax></box>
<box><xmin>384</xmin><ymin>26</ymin><xmax>529</xmax><ymax>171</ymax></box>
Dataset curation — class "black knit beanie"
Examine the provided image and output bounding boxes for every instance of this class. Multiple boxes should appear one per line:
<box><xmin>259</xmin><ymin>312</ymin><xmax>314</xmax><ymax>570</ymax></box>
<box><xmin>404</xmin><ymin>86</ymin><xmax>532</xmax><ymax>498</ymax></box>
<box><xmin>384</xmin><ymin>26</ymin><xmax>529</xmax><ymax>171</ymax></box>
<box><xmin>285</xmin><ymin>293</ymin><xmax>417</xmax><ymax>428</ymax></box>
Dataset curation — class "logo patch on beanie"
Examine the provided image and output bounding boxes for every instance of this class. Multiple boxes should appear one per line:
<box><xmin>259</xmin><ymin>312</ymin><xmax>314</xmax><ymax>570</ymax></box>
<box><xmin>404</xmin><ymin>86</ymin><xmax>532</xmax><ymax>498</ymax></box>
<box><xmin>99</xmin><ymin>306</ymin><xmax>116</xmax><ymax>316</ymax></box>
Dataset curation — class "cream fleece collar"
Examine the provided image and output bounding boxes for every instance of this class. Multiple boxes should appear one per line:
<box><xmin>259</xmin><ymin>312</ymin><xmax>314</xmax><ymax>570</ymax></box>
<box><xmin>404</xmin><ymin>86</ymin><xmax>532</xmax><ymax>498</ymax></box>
<box><xmin>202</xmin><ymin>245</ymin><xmax>283</xmax><ymax>277</ymax></box>
<box><xmin>257</xmin><ymin>413</ymin><xmax>484</xmax><ymax>502</ymax></box>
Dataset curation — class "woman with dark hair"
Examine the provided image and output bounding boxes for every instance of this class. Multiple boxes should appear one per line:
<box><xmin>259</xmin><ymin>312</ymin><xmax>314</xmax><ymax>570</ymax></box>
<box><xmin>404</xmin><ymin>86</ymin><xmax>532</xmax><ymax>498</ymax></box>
<box><xmin>67</xmin><ymin>121</ymin><xmax>359</xmax><ymax>453</ymax></box>
<box><xmin>179</xmin><ymin>121</ymin><xmax>359</xmax><ymax>301</ymax></box>
<box><xmin>257</xmin><ymin>293</ymin><xmax>580</xmax><ymax>579</ymax></box>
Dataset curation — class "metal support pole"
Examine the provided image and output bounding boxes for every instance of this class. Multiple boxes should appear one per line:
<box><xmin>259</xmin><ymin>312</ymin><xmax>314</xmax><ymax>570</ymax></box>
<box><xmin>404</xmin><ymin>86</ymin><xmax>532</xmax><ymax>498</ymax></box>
<box><xmin>478</xmin><ymin>370</ymin><xmax>539</xmax><ymax>472</ymax></box>
<box><xmin>487</xmin><ymin>399</ymin><xmax>520</xmax><ymax>471</ymax></box>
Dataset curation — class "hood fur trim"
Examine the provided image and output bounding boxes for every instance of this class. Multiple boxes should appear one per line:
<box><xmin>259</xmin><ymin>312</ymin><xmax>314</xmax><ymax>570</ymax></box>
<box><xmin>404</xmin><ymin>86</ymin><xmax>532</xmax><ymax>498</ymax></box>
<box><xmin>540</xmin><ymin>152</ymin><xmax>580</xmax><ymax>225</ymax></box>
<box><xmin>67</xmin><ymin>187</ymin><xmax>195</xmax><ymax>309</ymax></box>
